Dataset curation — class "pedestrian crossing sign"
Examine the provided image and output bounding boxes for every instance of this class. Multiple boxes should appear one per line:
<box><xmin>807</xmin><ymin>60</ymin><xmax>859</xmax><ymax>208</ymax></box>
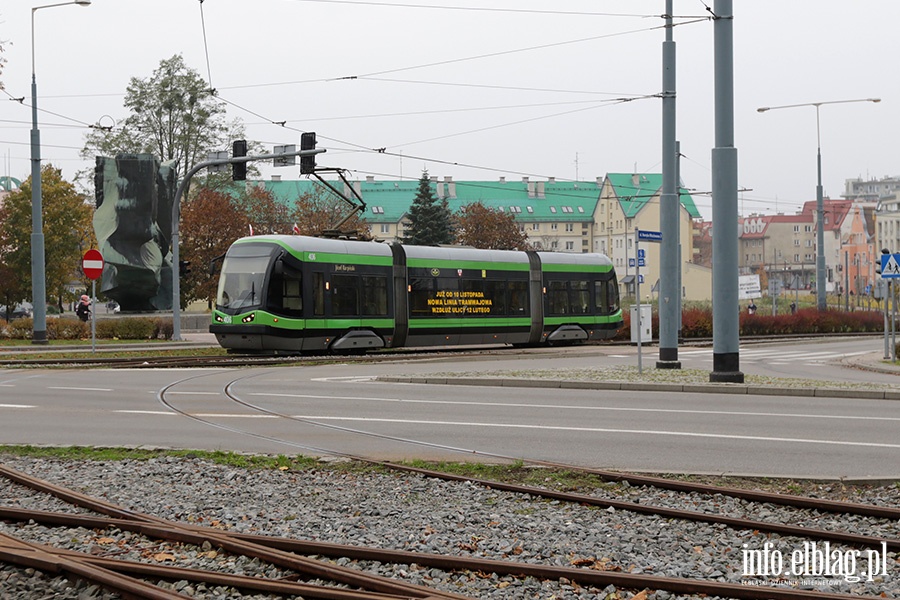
<box><xmin>880</xmin><ymin>253</ymin><xmax>900</xmax><ymax>278</ymax></box>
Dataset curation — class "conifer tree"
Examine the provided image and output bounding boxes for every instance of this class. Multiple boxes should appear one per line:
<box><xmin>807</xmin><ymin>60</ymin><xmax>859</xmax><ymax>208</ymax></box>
<box><xmin>401</xmin><ymin>170</ymin><xmax>455</xmax><ymax>246</ymax></box>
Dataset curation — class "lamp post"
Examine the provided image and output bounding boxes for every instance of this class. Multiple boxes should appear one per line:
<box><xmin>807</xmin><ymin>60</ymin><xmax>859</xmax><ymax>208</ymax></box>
<box><xmin>757</xmin><ymin>98</ymin><xmax>880</xmax><ymax>311</ymax></box>
<box><xmin>29</xmin><ymin>0</ymin><xmax>92</xmax><ymax>344</ymax></box>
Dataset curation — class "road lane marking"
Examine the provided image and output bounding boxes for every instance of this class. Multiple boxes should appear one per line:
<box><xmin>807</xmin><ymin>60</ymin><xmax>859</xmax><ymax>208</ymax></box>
<box><xmin>279</xmin><ymin>415</ymin><xmax>900</xmax><ymax>449</ymax></box>
<box><xmin>0</xmin><ymin>403</ymin><xmax>35</xmax><ymax>408</ymax></box>
<box><xmin>247</xmin><ymin>393</ymin><xmax>900</xmax><ymax>422</ymax></box>
<box><xmin>48</xmin><ymin>386</ymin><xmax>113</xmax><ymax>392</ymax></box>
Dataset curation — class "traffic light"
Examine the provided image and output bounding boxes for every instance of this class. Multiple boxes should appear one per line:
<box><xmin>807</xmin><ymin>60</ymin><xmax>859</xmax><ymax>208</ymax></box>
<box><xmin>232</xmin><ymin>139</ymin><xmax>248</xmax><ymax>181</ymax></box>
<box><xmin>876</xmin><ymin>248</ymin><xmax>890</xmax><ymax>275</ymax></box>
<box><xmin>300</xmin><ymin>132</ymin><xmax>316</xmax><ymax>174</ymax></box>
<box><xmin>179</xmin><ymin>260</ymin><xmax>192</xmax><ymax>277</ymax></box>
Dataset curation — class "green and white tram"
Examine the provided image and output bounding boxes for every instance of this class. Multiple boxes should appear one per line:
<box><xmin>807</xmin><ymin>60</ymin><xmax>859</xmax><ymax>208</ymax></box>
<box><xmin>211</xmin><ymin>235</ymin><xmax>622</xmax><ymax>353</ymax></box>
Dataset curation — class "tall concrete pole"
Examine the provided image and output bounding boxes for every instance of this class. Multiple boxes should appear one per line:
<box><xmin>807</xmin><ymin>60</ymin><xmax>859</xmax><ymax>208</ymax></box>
<box><xmin>709</xmin><ymin>0</ymin><xmax>744</xmax><ymax>383</ymax></box>
<box><xmin>815</xmin><ymin>109</ymin><xmax>827</xmax><ymax>310</ymax></box>
<box><xmin>657</xmin><ymin>0</ymin><xmax>680</xmax><ymax>369</ymax></box>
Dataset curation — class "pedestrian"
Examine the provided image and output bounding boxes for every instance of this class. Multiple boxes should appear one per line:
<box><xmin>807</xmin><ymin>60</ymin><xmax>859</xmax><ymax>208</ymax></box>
<box><xmin>747</xmin><ymin>301</ymin><xmax>757</xmax><ymax>315</ymax></box>
<box><xmin>75</xmin><ymin>295</ymin><xmax>91</xmax><ymax>322</ymax></box>
<box><xmin>790</xmin><ymin>301</ymin><xmax>797</xmax><ymax>314</ymax></box>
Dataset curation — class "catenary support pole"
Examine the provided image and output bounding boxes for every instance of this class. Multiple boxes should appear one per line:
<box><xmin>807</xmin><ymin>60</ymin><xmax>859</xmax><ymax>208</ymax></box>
<box><xmin>709</xmin><ymin>0</ymin><xmax>743</xmax><ymax>383</ymax></box>
<box><xmin>657</xmin><ymin>0</ymin><xmax>681</xmax><ymax>369</ymax></box>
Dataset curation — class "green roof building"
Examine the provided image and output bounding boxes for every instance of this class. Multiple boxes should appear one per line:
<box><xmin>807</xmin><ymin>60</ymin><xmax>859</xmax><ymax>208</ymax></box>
<box><xmin>253</xmin><ymin>173</ymin><xmax>711</xmax><ymax>299</ymax></box>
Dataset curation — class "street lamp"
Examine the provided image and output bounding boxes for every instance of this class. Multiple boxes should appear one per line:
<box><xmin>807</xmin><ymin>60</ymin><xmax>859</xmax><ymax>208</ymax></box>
<box><xmin>757</xmin><ymin>98</ymin><xmax>880</xmax><ymax>311</ymax></box>
<box><xmin>30</xmin><ymin>0</ymin><xmax>92</xmax><ymax>344</ymax></box>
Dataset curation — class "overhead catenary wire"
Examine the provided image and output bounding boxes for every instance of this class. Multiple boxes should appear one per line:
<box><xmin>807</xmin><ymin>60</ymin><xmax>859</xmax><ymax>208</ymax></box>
<box><xmin>287</xmin><ymin>0</ymin><xmax>708</xmax><ymax>20</ymax></box>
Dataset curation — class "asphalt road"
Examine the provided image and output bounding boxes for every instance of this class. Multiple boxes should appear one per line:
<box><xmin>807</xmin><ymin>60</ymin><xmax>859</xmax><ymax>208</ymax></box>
<box><xmin>1</xmin><ymin>337</ymin><xmax>898</xmax><ymax>479</ymax></box>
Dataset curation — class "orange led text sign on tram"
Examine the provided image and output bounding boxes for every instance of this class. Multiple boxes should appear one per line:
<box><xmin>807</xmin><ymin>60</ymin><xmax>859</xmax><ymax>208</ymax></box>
<box><xmin>427</xmin><ymin>290</ymin><xmax>493</xmax><ymax>314</ymax></box>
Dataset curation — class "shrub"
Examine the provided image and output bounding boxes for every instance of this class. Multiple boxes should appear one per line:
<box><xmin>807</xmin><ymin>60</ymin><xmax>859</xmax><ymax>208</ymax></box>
<box><xmin>613</xmin><ymin>305</ymin><xmax>885</xmax><ymax>340</ymax></box>
<box><xmin>47</xmin><ymin>318</ymin><xmax>89</xmax><ymax>340</ymax></box>
<box><xmin>7</xmin><ymin>318</ymin><xmax>34</xmax><ymax>340</ymax></box>
<box><xmin>153</xmin><ymin>318</ymin><xmax>174</xmax><ymax>340</ymax></box>
<box><xmin>112</xmin><ymin>318</ymin><xmax>157</xmax><ymax>340</ymax></box>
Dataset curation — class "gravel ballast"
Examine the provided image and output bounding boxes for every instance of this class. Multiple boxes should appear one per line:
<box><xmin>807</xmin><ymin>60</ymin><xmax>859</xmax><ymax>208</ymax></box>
<box><xmin>1</xmin><ymin>455</ymin><xmax>898</xmax><ymax>599</ymax></box>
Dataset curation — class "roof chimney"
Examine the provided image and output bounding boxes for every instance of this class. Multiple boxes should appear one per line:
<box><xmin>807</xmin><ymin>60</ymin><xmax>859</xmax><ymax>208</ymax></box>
<box><xmin>499</xmin><ymin>176</ymin><xmax>506</xmax><ymax>184</ymax></box>
<box><xmin>366</xmin><ymin>175</ymin><xmax>375</xmax><ymax>182</ymax></box>
<box><xmin>536</xmin><ymin>181</ymin><xmax>545</xmax><ymax>198</ymax></box>
<box><xmin>270</xmin><ymin>174</ymin><xmax>281</xmax><ymax>182</ymax></box>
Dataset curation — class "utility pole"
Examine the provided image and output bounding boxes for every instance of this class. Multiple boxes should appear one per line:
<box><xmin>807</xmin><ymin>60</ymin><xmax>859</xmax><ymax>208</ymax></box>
<box><xmin>658</xmin><ymin>0</ymin><xmax>681</xmax><ymax>369</ymax></box>
<box><xmin>709</xmin><ymin>0</ymin><xmax>744</xmax><ymax>383</ymax></box>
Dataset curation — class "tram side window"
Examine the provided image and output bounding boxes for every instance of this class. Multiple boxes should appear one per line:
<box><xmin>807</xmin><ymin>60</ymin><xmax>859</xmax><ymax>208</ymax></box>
<box><xmin>313</xmin><ymin>272</ymin><xmax>325</xmax><ymax>316</ymax></box>
<box><xmin>409</xmin><ymin>277</ymin><xmax>434</xmax><ymax>317</ymax></box>
<box><xmin>547</xmin><ymin>280</ymin><xmax>568</xmax><ymax>314</ymax></box>
<box><xmin>361</xmin><ymin>275</ymin><xmax>388</xmax><ymax>316</ymax></box>
<box><xmin>283</xmin><ymin>278</ymin><xmax>302</xmax><ymax>312</ymax></box>
<box><xmin>571</xmin><ymin>280</ymin><xmax>590</xmax><ymax>314</ymax></box>
<box><xmin>508</xmin><ymin>280</ymin><xmax>529</xmax><ymax>315</ymax></box>
<box><xmin>607</xmin><ymin>278</ymin><xmax>620</xmax><ymax>312</ymax></box>
<box><xmin>595</xmin><ymin>280</ymin><xmax>608</xmax><ymax>313</ymax></box>
<box><xmin>481</xmin><ymin>280</ymin><xmax>507</xmax><ymax>315</ymax></box>
<box><xmin>332</xmin><ymin>274</ymin><xmax>359</xmax><ymax>316</ymax></box>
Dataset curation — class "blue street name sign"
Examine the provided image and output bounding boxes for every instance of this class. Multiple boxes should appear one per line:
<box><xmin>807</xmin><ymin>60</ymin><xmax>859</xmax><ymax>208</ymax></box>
<box><xmin>880</xmin><ymin>254</ymin><xmax>900</xmax><ymax>279</ymax></box>
<box><xmin>637</xmin><ymin>229</ymin><xmax>662</xmax><ymax>242</ymax></box>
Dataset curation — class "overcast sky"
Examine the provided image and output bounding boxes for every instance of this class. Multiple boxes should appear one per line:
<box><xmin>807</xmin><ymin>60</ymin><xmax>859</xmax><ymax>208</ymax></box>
<box><xmin>1</xmin><ymin>0</ymin><xmax>897</xmax><ymax>221</ymax></box>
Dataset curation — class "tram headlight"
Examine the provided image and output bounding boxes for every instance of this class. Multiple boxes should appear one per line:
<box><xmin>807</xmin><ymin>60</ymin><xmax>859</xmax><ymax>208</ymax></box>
<box><xmin>241</xmin><ymin>313</ymin><xmax>256</xmax><ymax>324</ymax></box>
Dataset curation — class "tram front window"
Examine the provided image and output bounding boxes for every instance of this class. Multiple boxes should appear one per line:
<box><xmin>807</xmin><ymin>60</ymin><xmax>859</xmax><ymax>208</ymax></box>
<box><xmin>217</xmin><ymin>253</ymin><xmax>271</xmax><ymax>311</ymax></box>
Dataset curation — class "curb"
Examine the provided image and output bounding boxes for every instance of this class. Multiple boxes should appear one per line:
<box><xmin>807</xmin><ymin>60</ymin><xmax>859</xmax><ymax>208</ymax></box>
<box><xmin>376</xmin><ymin>376</ymin><xmax>900</xmax><ymax>401</ymax></box>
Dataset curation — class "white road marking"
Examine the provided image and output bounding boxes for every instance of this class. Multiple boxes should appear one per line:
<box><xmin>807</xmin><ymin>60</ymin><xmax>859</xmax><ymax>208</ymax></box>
<box><xmin>247</xmin><ymin>393</ymin><xmax>900</xmax><ymax>422</ymax></box>
<box><xmin>279</xmin><ymin>415</ymin><xmax>900</xmax><ymax>449</ymax></box>
<box><xmin>48</xmin><ymin>386</ymin><xmax>113</xmax><ymax>392</ymax></box>
<box><xmin>0</xmin><ymin>403</ymin><xmax>35</xmax><ymax>409</ymax></box>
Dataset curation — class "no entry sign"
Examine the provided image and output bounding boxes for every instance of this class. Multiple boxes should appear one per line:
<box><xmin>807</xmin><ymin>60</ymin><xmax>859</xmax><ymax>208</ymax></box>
<box><xmin>82</xmin><ymin>249</ymin><xmax>104</xmax><ymax>280</ymax></box>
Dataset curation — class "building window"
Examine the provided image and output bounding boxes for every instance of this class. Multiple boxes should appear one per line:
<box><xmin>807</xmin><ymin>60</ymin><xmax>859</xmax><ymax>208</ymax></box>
<box><xmin>565</xmin><ymin>223</ymin><xmax>574</xmax><ymax>232</ymax></box>
<box><xmin>380</xmin><ymin>224</ymin><xmax>390</xmax><ymax>234</ymax></box>
<box><xmin>550</xmin><ymin>207</ymin><xmax>557</xmax><ymax>213</ymax></box>
<box><xmin>565</xmin><ymin>241</ymin><xmax>574</xmax><ymax>250</ymax></box>
<box><xmin>551</xmin><ymin>223</ymin><xmax>558</xmax><ymax>231</ymax></box>
<box><xmin>531</xmin><ymin>223</ymin><xmax>540</xmax><ymax>231</ymax></box>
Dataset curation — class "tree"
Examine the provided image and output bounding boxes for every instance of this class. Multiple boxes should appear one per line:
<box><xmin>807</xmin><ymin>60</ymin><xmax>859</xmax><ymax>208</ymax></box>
<box><xmin>0</xmin><ymin>165</ymin><xmax>94</xmax><ymax>310</ymax></box>
<box><xmin>456</xmin><ymin>201</ymin><xmax>532</xmax><ymax>250</ymax></box>
<box><xmin>291</xmin><ymin>185</ymin><xmax>371</xmax><ymax>239</ymax></box>
<box><xmin>401</xmin><ymin>170</ymin><xmax>454</xmax><ymax>246</ymax></box>
<box><xmin>240</xmin><ymin>185</ymin><xmax>292</xmax><ymax>236</ymax></box>
<box><xmin>179</xmin><ymin>188</ymin><xmax>248</xmax><ymax>307</ymax></box>
<box><xmin>81</xmin><ymin>55</ymin><xmax>238</xmax><ymax>185</ymax></box>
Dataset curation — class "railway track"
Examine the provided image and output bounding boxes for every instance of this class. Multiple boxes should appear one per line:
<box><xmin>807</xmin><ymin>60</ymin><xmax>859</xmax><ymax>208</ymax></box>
<box><xmin>0</xmin><ymin>462</ymin><xmax>892</xmax><ymax>600</ymax></box>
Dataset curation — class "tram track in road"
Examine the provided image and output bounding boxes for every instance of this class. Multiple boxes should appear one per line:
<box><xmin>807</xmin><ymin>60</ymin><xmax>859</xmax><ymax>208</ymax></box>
<box><xmin>0</xmin><ymin>463</ymin><xmax>892</xmax><ymax>600</ymax></box>
<box><xmin>143</xmin><ymin>370</ymin><xmax>900</xmax><ymax>598</ymax></box>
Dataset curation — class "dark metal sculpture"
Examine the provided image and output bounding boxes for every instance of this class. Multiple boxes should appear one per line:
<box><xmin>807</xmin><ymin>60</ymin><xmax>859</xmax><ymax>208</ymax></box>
<box><xmin>94</xmin><ymin>154</ymin><xmax>176</xmax><ymax>311</ymax></box>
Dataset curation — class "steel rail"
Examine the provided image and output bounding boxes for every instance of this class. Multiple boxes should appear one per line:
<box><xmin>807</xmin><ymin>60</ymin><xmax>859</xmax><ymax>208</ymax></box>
<box><xmin>0</xmin><ymin>529</ymin><xmax>425</xmax><ymax>600</ymax></box>
<box><xmin>0</xmin><ymin>506</ymin><xmax>884</xmax><ymax>600</ymax></box>
<box><xmin>0</xmin><ymin>531</ymin><xmax>189</xmax><ymax>599</ymax></box>
<box><xmin>0</xmin><ymin>464</ymin><xmax>470</xmax><ymax>600</ymax></box>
